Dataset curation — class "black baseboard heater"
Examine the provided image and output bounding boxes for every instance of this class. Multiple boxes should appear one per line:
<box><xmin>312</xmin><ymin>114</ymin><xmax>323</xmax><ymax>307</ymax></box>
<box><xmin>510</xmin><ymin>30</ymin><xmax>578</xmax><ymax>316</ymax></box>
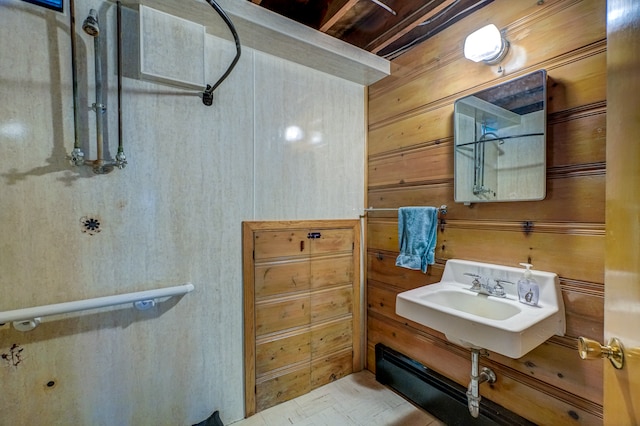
<box><xmin>375</xmin><ymin>344</ymin><xmax>535</xmax><ymax>426</ymax></box>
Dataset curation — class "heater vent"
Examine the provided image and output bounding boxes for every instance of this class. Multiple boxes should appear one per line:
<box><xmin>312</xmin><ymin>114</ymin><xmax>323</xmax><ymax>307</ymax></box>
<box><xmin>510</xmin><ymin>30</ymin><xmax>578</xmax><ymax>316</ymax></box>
<box><xmin>375</xmin><ymin>344</ymin><xmax>534</xmax><ymax>426</ymax></box>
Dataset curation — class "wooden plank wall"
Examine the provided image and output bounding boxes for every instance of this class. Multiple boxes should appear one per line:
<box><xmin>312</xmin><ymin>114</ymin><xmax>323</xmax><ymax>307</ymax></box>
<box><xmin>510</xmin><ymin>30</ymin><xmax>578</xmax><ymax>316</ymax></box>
<box><xmin>365</xmin><ymin>0</ymin><xmax>606</xmax><ymax>424</ymax></box>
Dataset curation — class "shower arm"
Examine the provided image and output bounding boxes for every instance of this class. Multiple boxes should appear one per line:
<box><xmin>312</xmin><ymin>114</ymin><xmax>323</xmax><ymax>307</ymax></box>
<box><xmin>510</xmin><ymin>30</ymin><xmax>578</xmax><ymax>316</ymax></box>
<box><xmin>201</xmin><ymin>0</ymin><xmax>241</xmax><ymax>106</ymax></box>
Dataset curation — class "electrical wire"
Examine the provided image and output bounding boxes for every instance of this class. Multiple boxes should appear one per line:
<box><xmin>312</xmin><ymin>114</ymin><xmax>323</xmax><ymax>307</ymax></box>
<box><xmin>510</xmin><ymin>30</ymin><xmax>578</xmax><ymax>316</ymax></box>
<box><xmin>202</xmin><ymin>0</ymin><xmax>241</xmax><ymax>106</ymax></box>
<box><xmin>382</xmin><ymin>0</ymin><xmax>490</xmax><ymax>60</ymax></box>
<box><xmin>367</xmin><ymin>0</ymin><xmax>396</xmax><ymax>16</ymax></box>
<box><xmin>417</xmin><ymin>0</ymin><xmax>460</xmax><ymax>26</ymax></box>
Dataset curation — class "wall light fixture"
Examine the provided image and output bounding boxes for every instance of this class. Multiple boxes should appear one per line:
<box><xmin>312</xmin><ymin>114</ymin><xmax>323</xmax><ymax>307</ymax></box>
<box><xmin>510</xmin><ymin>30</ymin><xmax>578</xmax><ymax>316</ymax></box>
<box><xmin>463</xmin><ymin>24</ymin><xmax>509</xmax><ymax>65</ymax></box>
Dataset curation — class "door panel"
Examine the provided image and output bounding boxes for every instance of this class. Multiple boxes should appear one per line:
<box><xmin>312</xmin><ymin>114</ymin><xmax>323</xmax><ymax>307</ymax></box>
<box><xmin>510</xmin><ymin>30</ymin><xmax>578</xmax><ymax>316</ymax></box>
<box><xmin>255</xmin><ymin>259</ymin><xmax>310</xmax><ymax>298</ymax></box>
<box><xmin>255</xmin><ymin>295</ymin><xmax>310</xmax><ymax>335</ymax></box>
<box><xmin>256</xmin><ymin>331</ymin><xmax>310</xmax><ymax>375</ymax></box>
<box><xmin>255</xmin><ymin>365</ymin><xmax>310</xmax><ymax>412</ymax></box>
<box><xmin>243</xmin><ymin>220</ymin><xmax>361</xmax><ymax>417</ymax></box>
<box><xmin>604</xmin><ymin>1</ymin><xmax>640</xmax><ymax>424</ymax></box>
<box><xmin>310</xmin><ymin>229</ymin><xmax>354</xmax><ymax>254</ymax></box>
<box><xmin>311</xmin><ymin>286</ymin><xmax>353</xmax><ymax>322</ymax></box>
<box><xmin>310</xmin><ymin>255</ymin><xmax>354</xmax><ymax>289</ymax></box>
<box><xmin>311</xmin><ymin>318</ymin><xmax>353</xmax><ymax>358</ymax></box>
<box><xmin>254</xmin><ymin>230</ymin><xmax>310</xmax><ymax>259</ymax></box>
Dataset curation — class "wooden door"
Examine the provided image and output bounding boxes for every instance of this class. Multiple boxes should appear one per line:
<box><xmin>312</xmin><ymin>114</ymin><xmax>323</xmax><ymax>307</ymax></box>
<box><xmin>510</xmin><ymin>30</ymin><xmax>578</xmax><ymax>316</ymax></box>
<box><xmin>603</xmin><ymin>1</ymin><xmax>640</xmax><ymax>424</ymax></box>
<box><xmin>243</xmin><ymin>220</ymin><xmax>361</xmax><ymax>417</ymax></box>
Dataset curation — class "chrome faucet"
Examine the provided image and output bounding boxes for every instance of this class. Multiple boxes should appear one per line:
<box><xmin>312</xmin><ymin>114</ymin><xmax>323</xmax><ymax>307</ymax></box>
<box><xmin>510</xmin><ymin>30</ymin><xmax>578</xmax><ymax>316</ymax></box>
<box><xmin>464</xmin><ymin>273</ymin><xmax>484</xmax><ymax>293</ymax></box>
<box><xmin>464</xmin><ymin>273</ymin><xmax>513</xmax><ymax>298</ymax></box>
<box><xmin>492</xmin><ymin>279</ymin><xmax>514</xmax><ymax>297</ymax></box>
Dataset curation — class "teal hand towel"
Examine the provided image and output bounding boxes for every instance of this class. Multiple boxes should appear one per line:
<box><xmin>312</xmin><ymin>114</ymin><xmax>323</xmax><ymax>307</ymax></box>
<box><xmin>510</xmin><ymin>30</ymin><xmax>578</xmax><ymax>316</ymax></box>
<box><xmin>395</xmin><ymin>206</ymin><xmax>438</xmax><ymax>273</ymax></box>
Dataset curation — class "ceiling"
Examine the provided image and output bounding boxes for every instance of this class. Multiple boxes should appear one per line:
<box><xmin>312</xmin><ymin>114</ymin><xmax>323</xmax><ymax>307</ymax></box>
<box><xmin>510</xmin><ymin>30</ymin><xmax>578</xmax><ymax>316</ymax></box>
<box><xmin>249</xmin><ymin>0</ymin><xmax>494</xmax><ymax>60</ymax></box>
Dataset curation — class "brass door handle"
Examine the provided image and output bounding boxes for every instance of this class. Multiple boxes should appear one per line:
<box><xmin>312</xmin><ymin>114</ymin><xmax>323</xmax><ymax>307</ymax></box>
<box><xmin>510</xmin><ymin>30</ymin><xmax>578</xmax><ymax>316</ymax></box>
<box><xmin>578</xmin><ymin>336</ymin><xmax>625</xmax><ymax>369</ymax></box>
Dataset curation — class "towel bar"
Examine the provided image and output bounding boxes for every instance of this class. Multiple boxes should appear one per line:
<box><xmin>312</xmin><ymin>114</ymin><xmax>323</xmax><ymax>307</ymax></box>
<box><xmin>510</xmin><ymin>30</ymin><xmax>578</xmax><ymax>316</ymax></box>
<box><xmin>364</xmin><ymin>205</ymin><xmax>447</xmax><ymax>215</ymax></box>
<box><xmin>363</xmin><ymin>205</ymin><xmax>447</xmax><ymax>231</ymax></box>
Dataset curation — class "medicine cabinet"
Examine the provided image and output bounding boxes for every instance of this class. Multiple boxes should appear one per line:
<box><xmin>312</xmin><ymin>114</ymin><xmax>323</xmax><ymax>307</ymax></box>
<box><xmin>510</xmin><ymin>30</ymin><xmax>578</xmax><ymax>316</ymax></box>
<box><xmin>454</xmin><ymin>70</ymin><xmax>547</xmax><ymax>204</ymax></box>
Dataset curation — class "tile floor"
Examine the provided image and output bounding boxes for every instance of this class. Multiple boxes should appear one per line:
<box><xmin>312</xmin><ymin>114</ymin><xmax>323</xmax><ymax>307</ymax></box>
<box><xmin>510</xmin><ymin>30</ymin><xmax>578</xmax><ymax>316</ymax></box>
<box><xmin>230</xmin><ymin>370</ymin><xmax>444</xmax><ymax>426</ymax></box>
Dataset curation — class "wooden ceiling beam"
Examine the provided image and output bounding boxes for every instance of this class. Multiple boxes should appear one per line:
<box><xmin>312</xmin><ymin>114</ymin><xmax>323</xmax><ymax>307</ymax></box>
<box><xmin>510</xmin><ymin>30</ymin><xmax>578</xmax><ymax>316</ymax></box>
<box><xmin>368</xmin><ymin>0</ymin><xmax>458</xmax><ymax>54</ymax></box>
<box><xmin>319</xmin><ymin>0</ymin><xmax>359</xmax><ymax>33</ymax></box>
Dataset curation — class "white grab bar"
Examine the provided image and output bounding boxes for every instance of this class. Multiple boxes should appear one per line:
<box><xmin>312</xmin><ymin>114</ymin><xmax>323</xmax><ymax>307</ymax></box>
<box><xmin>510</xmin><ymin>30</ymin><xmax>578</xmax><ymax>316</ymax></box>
<box><xmin>0</xmin><ymin>283</ymin><xmax>194</xmax><ymax>331</ymax></box>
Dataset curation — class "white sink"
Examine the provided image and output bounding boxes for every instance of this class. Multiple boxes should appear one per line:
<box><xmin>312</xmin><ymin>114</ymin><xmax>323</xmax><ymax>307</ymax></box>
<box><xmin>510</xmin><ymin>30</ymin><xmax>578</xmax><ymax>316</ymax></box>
<box><xmin>396</xmin><ymin>259</ymin><xmax>565</xmax><ymax>358</ymax></box>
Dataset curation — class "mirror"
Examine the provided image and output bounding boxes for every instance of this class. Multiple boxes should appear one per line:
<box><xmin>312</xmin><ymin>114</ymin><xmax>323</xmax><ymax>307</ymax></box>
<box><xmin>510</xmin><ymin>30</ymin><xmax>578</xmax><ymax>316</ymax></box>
<box><xmin>454</xmin><ymin>70</ymin><xmax>547</xmax><ymax>204</ymax></box>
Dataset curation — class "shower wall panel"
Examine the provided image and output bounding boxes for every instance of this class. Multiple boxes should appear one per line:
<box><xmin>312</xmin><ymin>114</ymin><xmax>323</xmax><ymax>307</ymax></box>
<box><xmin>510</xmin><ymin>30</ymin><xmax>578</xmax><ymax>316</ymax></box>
<box><xmin>0</xmin><ymin>0</ymin><xmax>366</xmax><ymax>424</ymax></box>
<box><xmin>253</xmin><ymin>51</ymin><xmax>366</xmax><ymax>220</ymax></box>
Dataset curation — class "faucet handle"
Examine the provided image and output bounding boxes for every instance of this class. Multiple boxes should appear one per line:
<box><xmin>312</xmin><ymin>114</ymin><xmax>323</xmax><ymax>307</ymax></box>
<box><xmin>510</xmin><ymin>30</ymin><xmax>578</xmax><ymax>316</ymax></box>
<box><xmin>493</xmin><ymin>279</ymin><xmax>514</xmax><ymax>297</ymax></box>
<box><xmin>464</xmin><ymin>273</ymin><xmax>482</xmax><ymax>291</ymax></box>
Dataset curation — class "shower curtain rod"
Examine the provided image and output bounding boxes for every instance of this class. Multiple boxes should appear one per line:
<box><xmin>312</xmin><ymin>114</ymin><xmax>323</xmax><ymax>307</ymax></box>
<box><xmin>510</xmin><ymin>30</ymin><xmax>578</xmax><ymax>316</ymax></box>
<box><xmin>0</xmin><ymin>283</ymin><xmax>194</xmax><ymax>331</ymax></box>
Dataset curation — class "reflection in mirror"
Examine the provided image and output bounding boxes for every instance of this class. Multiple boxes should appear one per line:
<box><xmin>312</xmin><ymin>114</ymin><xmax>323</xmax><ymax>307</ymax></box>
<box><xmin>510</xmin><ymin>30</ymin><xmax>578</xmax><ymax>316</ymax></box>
<box><xmin>454</xmin><ymin>70</ymin><xmax>547</xmax><ymax>204</ymax></box>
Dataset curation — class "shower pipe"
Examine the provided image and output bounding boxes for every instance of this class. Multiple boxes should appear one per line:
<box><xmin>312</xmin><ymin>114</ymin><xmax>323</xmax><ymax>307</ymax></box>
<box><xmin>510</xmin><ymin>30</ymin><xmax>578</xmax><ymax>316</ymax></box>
<box><xmin>116</xmin><ymin>0</ymin><xmax>125</xmax><ymax>166</ymax></box>
<box><xmin>0</xmin><ymin>283</ymin><xmax>195</xmax><ymax>332</ymax></box>
<box><xmin>86</xmin><ymin>8</ymin><xmax>111</xmax><ymax>174</ymax></box>
<box><xmin>68</xmin><ymin>0</ymin><xmax>239</xmax><ymax>168</ymax></box>
<box><xmin>473</xmin><ymin>129</ymin><xmax>486</xmax><ymax>195</ymax></box>
<box><xmin>68</xmin><ymin>0</ymin><xmax>83</xmax><ymax>166</ymax></box>
<box><xmin>68</xmin><ymin>5</ymin><xmax>126</xmax><ymax>173</ymax></box>
<box><xmin>472</xmin><ymin>127</ymin><xmax>501</xmax><ymax>196</ymax></box>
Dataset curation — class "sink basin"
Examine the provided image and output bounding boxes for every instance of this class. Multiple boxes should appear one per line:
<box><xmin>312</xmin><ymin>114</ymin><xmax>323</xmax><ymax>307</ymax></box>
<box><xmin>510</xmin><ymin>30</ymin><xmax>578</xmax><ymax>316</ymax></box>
<box><xmin>423</xmin><ymin>290</ymin><xmax>522</xmax><ymax>320</ymax></box>
<box><xmin>396</xmin><ymin>259</ymin><xmax>565</xmax><ymax>358</ymax></box>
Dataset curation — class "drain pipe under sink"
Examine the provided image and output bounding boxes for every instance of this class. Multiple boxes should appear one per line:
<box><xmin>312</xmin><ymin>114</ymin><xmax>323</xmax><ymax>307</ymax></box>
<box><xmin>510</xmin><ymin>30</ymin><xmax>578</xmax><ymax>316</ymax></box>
<box><xmin>466</xmin><ymin>348</ymin><xmax>496</xmax><ymax>418</ymax></box>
